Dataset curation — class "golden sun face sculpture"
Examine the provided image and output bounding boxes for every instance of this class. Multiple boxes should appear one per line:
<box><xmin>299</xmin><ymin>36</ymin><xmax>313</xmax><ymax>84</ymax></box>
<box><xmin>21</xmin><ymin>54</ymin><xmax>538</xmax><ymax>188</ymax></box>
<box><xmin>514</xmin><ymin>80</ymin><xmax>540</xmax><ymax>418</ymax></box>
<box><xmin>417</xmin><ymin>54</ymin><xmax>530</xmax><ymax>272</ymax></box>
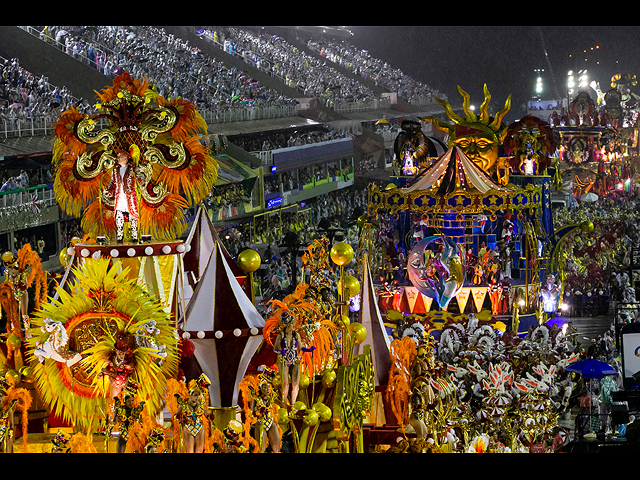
<box><xmin>420</xmin><ymin>84</ymin><xmax>511</xmax><ymax>173</ymax></box>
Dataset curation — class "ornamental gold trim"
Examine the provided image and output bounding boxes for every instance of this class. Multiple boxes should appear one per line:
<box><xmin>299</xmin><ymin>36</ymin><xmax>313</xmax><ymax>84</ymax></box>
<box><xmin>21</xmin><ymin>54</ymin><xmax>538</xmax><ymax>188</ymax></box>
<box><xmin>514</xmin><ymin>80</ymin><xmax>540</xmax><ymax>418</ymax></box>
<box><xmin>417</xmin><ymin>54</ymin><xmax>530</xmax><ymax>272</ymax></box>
<box><xmin>139</xmin><ymin>107</ymin><xmax>177</xmax><ymax>143</ymax></box>
<box><xmin>76</xmin><ymin>117</ymin><xmax>116</xmax><ymax>146</ymax></box>
<box><xmin>368</xmin><ymin>183</ymin><xmax>543</xmax><ymax>217</ymax></box>
<box><xmin>143</xmin><ymin>142</ymin><xmax>187</xmax><ymax>170</ymax></box>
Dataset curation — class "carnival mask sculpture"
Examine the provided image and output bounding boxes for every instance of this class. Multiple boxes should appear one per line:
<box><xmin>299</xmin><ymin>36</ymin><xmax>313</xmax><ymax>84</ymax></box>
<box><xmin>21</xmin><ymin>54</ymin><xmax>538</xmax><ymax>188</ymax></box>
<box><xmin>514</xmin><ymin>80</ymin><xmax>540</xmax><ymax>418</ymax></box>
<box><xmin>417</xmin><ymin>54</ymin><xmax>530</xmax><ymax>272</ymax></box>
<box><xmin>503</xmin><ymin>114</ymin><xmax>557</xmax><ymax>175</ymax></box>
<box><xmin>419</xmin><ymin>84</ymin><xmax>511</xmax><ymax>174</ymax></box>
<box><xmin>407</xmin><ymin>235</ymin><xmax>466</xmax><ymax>309</ymax></box>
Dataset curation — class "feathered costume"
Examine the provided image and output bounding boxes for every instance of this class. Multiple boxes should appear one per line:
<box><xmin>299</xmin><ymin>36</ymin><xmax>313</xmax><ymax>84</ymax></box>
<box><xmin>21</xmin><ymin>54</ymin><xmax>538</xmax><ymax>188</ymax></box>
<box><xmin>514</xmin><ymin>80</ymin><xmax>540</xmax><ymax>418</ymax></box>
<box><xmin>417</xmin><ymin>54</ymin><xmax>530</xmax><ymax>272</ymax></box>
<box><xmin>52</xmin><ymin>72</ymin><xmax>221</xmax><ymax>241</ymax></box>
<box><xmin>27</xmin><ymin>258</ymin><xmax>179</xmax><ymax>432</ymax></box>
<box><xmin>262</xmin><ymin>283</ymin><xmax>339</xmax><ymax>378</ymax></box>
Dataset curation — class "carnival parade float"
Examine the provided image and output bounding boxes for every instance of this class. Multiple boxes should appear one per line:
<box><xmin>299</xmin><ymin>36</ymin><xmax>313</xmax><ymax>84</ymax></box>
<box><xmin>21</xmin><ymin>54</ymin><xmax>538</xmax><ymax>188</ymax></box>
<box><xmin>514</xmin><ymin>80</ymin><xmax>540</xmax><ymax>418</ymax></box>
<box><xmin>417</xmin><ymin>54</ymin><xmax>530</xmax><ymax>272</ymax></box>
<box><xmin>0</xmin><ymin>73</ymin><xmax>628</xmax><ymax>453</ymax></box>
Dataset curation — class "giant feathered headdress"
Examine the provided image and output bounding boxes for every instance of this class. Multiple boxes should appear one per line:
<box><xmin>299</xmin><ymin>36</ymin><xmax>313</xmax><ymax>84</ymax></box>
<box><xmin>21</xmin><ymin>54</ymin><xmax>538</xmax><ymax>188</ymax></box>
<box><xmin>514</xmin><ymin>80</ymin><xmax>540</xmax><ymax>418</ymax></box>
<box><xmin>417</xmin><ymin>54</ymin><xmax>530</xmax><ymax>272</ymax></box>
<box><xmin>52</xmin><ymin>72</ymin><xmax>221</xmax><ymax>241</ymax></box>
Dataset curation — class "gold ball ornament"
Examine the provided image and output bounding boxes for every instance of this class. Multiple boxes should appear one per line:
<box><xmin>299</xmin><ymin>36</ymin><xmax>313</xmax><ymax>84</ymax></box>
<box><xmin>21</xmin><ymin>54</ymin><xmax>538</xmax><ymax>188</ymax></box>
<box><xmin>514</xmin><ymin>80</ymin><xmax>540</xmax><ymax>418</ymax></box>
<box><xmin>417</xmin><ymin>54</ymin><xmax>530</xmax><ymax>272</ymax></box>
<box><xmin>303</xmin><ymin>409</ymin><xmax>319</xmax><ymax>425</ymax></box>
<box><xmin>237</xmin><ymin>249</ymin><xmax>261</xmax><ymax>273</ymax></box>
<box><xmin>7</xmin><ymin>332</ymin><xmax>21</xmax><ymax>350</ymax></box>
<box><xmin>330</xmin><ymin>242</ymin><xmax>354</xmax><ymax>266</ymax></box>
<box><xmin>349</xmin><ymin>322</ymin><xmax>368</xmax><ymax>345</ymax></box>
<box><xmin>18</xmin><ymin>365</ymin><xmax>34</xmax><ymax>383</ymax></box>
<box><xmin>272</xmin><ymin>371</ymin><xmax>282</xmax><ymax>387</ymax></box>
<box><xmin>299</xmin><ymin>372</ymin><xmax>310</xmax><ymax>389</ymax></box>
<box><xmin>70</xmin><ymin>236</ymin><xmax>81</xmax><ymax>246</ymax></box>
<box><xmin>336</xmin><ymin>315</ymin><xmax>350</xmax><ymax>329</ymax></box>
<box><xmin>580</xmin><ymin>221</ymin><xmax>594</xmax><ymax>233</ymax></box>
<box><xmin>312</xmin><ymin>402</ymin><xmax>332</xmax><ymax>422</ymax></box>
<box><xmin>5</xmin><ymin>369</ymin><xmax>21</xmax><ymax>386</ymax></box>
<box><xmin>343</xmin><ymin>275</ymin><xmax>361</xmax><ymax>298</ymax></box>
<box><xmin>385</xmin><ymin>183</ymin><xmax>397</xmax><ymax>190</ymax></box>
<box><xmin>322</xmin><ymin>369</ymin><xmax>336</xmax><ymax>388</ymax></box>
<box><xmin>1</xmin><ymin>251</ymin><xmax>14</xmax><ymax>264</ymax></box>
<box><xmin>59</xmin><ymin>248</ymin><xmax>70</xmax><ymax>268</ymax></box>
<box><xmin>293</xmin><ymin>401</ymin><xmax>307</xmax><ymax>413</ymax></box>
<box><xmin>277</xmin><ymin>407</ymin><xmax>290</xmax><ymax>425</ymax></box>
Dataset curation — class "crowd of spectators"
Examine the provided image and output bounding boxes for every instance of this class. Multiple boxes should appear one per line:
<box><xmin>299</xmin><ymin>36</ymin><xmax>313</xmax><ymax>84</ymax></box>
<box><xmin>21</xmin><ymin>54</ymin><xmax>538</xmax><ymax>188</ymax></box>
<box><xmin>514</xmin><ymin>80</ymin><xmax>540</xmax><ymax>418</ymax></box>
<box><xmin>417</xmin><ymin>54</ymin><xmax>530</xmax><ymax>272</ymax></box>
<box><xmin>229</xmin><ymin>127</ymin><xmax>351</xmax><ymax>153</ymax></box>
<box><xmin>306</xmin><ymin>38</ymin><xmax>442</xmax><ymax>104</ymax></box>
<box><xmin>0</xmin><ymin>56</ymin><xmax>92</xmax><ymax>133</ymax></box>
<box><xmin>197</xmin><ymin>27</ymin><xmax>383</xmax><ymax>108</ymax></box>
<box><xmin>31</xmin><ymin>26</ymin><xmax>298</xmax><ymax>113</ymax></box>
<box><xmin>552</xmin><ymin>192</ymin><xmax>640</xmax><ymax>316</ymax></box>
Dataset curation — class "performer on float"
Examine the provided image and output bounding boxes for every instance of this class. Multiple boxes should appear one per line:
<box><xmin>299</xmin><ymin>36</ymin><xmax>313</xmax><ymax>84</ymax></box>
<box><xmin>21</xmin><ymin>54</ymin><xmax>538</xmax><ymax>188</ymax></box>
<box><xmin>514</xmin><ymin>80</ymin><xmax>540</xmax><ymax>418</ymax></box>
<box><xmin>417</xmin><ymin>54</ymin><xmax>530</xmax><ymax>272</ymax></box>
<box><xmin>221</xmin><ymin>420</ymin><xmax>247</xmax><ymax>453</ymax></box>
<box><xmin>50</xmin><ymin>430</ymin><xmax>70</xmax><ymax>453</ymax></box>
<box><xmin>540</xmin><ymin>274</ymin><xmax>561</xmax><ymax>316</ymax></box>
<box><xmin>106</xmin><ymin>145</ymin><xmax>143</xmax><ymax>243</ymax></box>
<box><xmin>144</xmin><ymin>428</ymin><xmax>165</xmax><ymax>453</ymax></box>
<box><xmin>473</xmin><ymin>262</ymin><xmax>484</xmax><ymax>285</ymax></box>
<box><xmin>499</xmin><ymin>279</ymin><xmax>511</xmax><ymax>315</ymax></box>
<box><xmin>0</xmin><ymin>379</ymin><xmax>16</xmax><ymax>453</ymax></box>
<box><xmin>488</xmin><ymin>277</ymin><xmax>502</xmax><ymax>315</ymax></box>
<box><xmin>98</xmin><ymin>334</ymin><xmax>136</xmax><ymax>400</ymax></box>
<box><xmin>174</xmin><ymin>373</ymin><xmax>211</xmax><ymax>454</ymax></box>
<box><xmin>248</xmin><ymin>367</ymin><xmax>283</xmax><ymax>453</ymax></box>
<box><xmin>273</xmin><ymin>312</ymin><xmax>304</xmax><ymax>409</ymax></box>
<box><xmin>110</xmin><ymin>383</ymin><xmax>145</xmax><ymax>454</ymax></box>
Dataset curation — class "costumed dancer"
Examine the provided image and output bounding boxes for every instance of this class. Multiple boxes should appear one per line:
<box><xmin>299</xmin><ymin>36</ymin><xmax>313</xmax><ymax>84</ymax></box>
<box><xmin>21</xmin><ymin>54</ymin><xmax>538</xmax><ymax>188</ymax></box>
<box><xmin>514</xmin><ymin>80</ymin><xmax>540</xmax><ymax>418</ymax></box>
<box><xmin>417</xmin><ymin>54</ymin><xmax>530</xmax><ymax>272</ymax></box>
<box><xmin>107</xmin><ymin>145</ymin><xmax>143</xmax><ymax>244</ymax></box>
<box><xmin>174</xmin><ymin>373</ymin><xmax>212</xmax><ymax>453</ymax></box>
<box><xmin>0</xmin><ymin>379</ymin><xmax>16</xmax><ymax>453</ymax></box>
<box><xmin>99</xmin><ymin>334</ymin><xmax>136</xmax><ymax>400</ymax></box>
<box><xmin>144</xmin><ymin>428</ymin><xmax>165</xmax><ymax>453</ymax></box>
<box><xmin>50</xmin><ymin>430</ymin><xmax>70</xmax><ymax>453</ymax></box>
<box><xmin>540</xmin><ymin>274</ymin><xmax>561</xmax><ymax>317</ymax></box>
<box><xmin>273</xmin><ymin>312</ymin><xmax>303</xmax><ymax>408</ymax></box>
<box><xmin>248</xmin><ymin>367</ymin><xmax>284</xmax><ymax>453</ymax></box>
<box><xmin>110</xmin><ymin>383</ymin><xmax>145</xmax><ymax>454</ymax></box>
<box><xmin>488</xmin><ymin>277</ymin><xmax>501</xmax><ymax>315</ymax></box>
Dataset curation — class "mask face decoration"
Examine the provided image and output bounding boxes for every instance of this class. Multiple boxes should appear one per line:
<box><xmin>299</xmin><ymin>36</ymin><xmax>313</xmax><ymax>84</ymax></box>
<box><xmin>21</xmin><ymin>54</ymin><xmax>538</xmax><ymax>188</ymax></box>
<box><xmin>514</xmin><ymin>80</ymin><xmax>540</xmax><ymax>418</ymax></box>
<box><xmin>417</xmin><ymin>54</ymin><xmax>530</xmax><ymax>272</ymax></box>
<box><xmin>407</xmin><ymin>235</ymin><xmax>466</xmax><ymax>309</ymax></box>
<box><xmin>420</xmin><ymin>84</ymin><xmax>511</xmax><ymax>175</ymax></box>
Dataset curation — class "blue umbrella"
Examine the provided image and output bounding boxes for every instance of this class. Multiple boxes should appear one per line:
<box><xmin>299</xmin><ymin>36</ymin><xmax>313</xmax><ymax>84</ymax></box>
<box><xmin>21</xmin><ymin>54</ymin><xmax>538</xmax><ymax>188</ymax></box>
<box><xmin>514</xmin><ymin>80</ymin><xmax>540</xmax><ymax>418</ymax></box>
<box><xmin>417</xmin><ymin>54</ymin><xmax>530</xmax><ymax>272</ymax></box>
<box><xmin>565</xmin><ymin>358</ymin><xmax>618</xmax><ymax>379</ymax></box>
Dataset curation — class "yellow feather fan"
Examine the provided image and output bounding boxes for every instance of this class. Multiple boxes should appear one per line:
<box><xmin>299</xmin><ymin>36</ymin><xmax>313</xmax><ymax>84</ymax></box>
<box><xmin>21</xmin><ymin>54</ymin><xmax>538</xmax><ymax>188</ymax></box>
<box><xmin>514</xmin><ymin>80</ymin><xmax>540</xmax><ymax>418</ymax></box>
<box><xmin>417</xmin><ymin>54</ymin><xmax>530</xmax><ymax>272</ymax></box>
<box><xmin>27</xmin><ymin>258</ymin><xmax>179</xmax><ymax>433</ymax></box>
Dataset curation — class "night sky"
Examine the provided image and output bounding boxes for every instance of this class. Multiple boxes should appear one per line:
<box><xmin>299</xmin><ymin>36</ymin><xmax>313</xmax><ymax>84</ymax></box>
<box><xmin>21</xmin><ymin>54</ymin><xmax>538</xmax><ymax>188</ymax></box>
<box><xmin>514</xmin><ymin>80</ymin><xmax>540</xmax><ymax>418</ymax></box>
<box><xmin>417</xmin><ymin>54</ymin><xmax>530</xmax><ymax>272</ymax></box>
<box><xmin>346</xmin><ymin>26</ymin><xmax>640</xmax><ymax>122</ymax></box>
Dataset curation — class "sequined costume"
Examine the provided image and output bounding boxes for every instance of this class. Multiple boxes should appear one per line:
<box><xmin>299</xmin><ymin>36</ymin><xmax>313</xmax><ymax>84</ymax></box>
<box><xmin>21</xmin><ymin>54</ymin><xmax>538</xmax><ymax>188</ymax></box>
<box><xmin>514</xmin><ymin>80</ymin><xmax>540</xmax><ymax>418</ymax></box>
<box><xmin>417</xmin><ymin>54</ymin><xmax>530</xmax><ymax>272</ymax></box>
<box><xmin>277</xmin><ymin>336</ymin><xmax>300</xmax><ymax>368</ymax></box>
<box><xmin>175</xmin><ymin>394</ymin><xmax>208</xmax><ymax>437</ymax></box>
<box><xmin>113</xmin><ymin>398</ymin><xmax>145</xmax><ymax>442</ymax></box>
<box><xmin>0</xmin><ymin>399</ymin><xmax>17</xmax><ymax>447</ymax></box>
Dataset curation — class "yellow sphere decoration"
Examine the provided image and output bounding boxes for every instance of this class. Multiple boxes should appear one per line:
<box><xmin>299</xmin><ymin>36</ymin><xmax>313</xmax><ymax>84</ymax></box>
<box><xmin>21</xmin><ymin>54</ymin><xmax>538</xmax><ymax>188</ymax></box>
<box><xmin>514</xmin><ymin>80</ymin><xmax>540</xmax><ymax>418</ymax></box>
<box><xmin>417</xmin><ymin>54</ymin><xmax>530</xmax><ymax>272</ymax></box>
<box><xmin>349</xmin><ymin>322</ymin><xmax>368</xmax><ymax>345</ymax></box>
<box><xmin>580</xmin><ymin>221</ymin><xmax>594</xmax><ymax>233</ymax></box>
<box><xmin>385</xmin><ymin>183</ymin><xmax>397</xmax><ymax>190</ymax></box>
<box><xmin>70</xmin><ymin>236</ymin><xmax>81</xmax><ymax>246</ymax></box>
<box><xmin>343</xmin><ymin>275</ymin><xmax>361</xmax><ymax>298</ymax></box>
<box><xmin>18</xmin><ymin>365</ymin><xmax>34</xmax><ymax>383</ymax></box>
<box><xmin>303</xmin><ymin>409</ymin><xmax>319</xmax><ymax>426</ymax></box>
<box><xmin>5</xmin><ymin>369</ymin><xmax>21</xmax><ymax>386</ymax></box>
<box><xmin>277</xmin><ymin>406</ymin><xmax>290</xmax><ymax>425</ymax></box>
<box><xmin>312</xmin><ymin>402</ymin><xmax>332</xmax><ymax>422</ymax></box>
<box><xmin>330</xmin><ymin>242</ymin><xmax>354</xmax><ymax>266</ymax></box>
<box><xmin>322</xmin><ymin>369</ymin><xmax>337</xmax><ymax>388</ymax></box>
<box><xmin>7</xmin><ymin>332</ymin><xmax>21</xmax><ymax>350</ymax></box>
<box><xmin>237</xmin><ymin>249</ymin><xmax>261</xmax><ymax>273</ymax></box>
<box><xmin>1</xmin><ymin>251</ymin><xmax>14</xmax><ymax>264</ymax></box>
<box><xmin>59</xmin><ymin>248</ymin><xmax>70</xmax><ymax>268</ymax></box>
<box><xmin>293</xmin><ymin>401</ymin><xmax>307</xmax><ymax>412</ymax></box>
<box><xmin>299</xmin><ymin>372</ymin><xmax>310</xmax><ymax>389</ymax></box>
<box><xmin>336</xmin><ymin>315</ymin><xmax>350</xmax><ymax>329</ymax></box>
